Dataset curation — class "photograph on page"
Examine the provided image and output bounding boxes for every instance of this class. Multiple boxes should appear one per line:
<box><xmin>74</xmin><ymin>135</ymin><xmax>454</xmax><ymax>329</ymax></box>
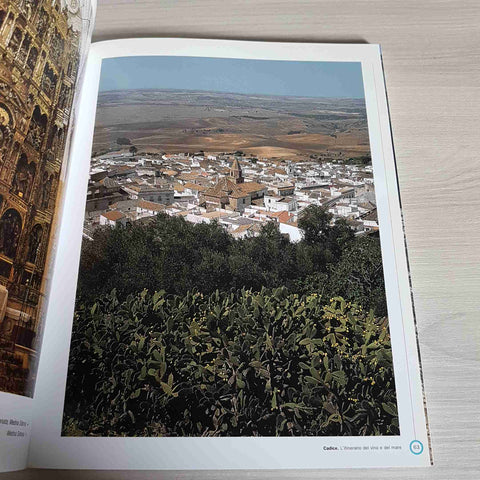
<box><xmin>61</xmin><ymin>54</ymin><xmax>401</xmax><ymax>439</ymax></box>
<box><xmin>0</xmin><ymin>0</ymin><xmax>93</xmax><ymax>398</ymax></box>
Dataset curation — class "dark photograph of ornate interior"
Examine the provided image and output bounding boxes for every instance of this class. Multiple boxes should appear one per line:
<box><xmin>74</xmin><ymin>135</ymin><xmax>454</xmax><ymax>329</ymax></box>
<box><xmin>0</xmin><ymin>0</ymin><xmax>85</xmax><ymax>397</ymax></box>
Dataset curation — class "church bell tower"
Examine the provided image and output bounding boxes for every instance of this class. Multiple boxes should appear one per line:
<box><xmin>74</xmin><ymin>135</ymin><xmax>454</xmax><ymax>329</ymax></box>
<box><xmin>229</xmin><ymin>157</ymin><xmax>244</xmax><ymax>184</ymax></box>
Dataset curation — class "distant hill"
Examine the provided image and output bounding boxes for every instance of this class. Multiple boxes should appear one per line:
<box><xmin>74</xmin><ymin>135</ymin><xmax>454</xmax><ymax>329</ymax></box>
<box><xmin>93</xmin><ymin>89</ymin><xmax>370</xmax><ymax>159</ymax></box>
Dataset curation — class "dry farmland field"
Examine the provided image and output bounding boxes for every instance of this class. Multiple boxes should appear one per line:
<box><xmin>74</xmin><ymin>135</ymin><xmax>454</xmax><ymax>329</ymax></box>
<box><xmin>92</xmin><ymin>89</ymin><xmax>370</xmax><ymax>159</ymax></box>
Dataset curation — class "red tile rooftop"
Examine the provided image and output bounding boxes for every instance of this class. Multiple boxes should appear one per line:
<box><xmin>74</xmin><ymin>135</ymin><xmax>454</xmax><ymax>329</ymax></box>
<box><xmin>238</xmin><ymin>182</ymin><xmax>266</xmax><ymax>194</ymax></box>
<box><xmin>184</xmin><ymin>182</ymin><xmax>207</xmax><ymax>192</ymax></box>
<box><xmin>137</xmin><ymin>200</ymin><xmax>166</xmax><ymax>212</ymax></box>
<box><xmin>162</xmin><ymin>169</ymin><xmax>179</xmax><ymax>176</ymax></box>
<box><xmin>178</xmin><ymin>173</ymin><xmax>201</xmax><ymax>181</ymax></box>
<box><xmin>101</xmin><ymin>210</ymin><xmax>125</xmax><ymax>221</ymax></box>
<box><xmin>232</xmin><ymin>224</ymin><xmax>253</xmax><ymax>235</ymax></box>
<box><xmin>202</xmin><ymin>211</ymin><xmax>231</xmax><ymax>219</ymax></box>
<box><xmin>267</xmin><ymin>211</ymin><xmax>293</xmax><ymax>224</ymax></box>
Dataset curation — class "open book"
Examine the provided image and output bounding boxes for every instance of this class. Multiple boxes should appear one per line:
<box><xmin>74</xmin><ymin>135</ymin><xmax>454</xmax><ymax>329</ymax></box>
<box><xmin>0</xmin><ymin>0</ymin><xmax>431</xmax><ymax>472</ymax></box>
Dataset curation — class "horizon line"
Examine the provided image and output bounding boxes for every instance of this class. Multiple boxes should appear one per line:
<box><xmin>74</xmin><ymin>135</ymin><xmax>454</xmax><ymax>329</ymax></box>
<box><xmin>97</xmin><ymin>86</ymin><xmax>365</xmax><ymax>101</ymax></box>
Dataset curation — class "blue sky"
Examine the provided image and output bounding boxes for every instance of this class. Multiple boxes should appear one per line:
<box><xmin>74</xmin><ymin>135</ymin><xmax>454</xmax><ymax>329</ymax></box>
<box><xmin>99</xmin><ymin>56</ymin><xmax>365</xmax><ymax>99</ymax></box>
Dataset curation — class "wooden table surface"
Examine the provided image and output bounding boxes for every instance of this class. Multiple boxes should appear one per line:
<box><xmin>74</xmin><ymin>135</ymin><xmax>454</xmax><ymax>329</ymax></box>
<box><xmin>7</xmin><ymin>0</ymin><xmax>479</xmax><ymax>478</ymax></box>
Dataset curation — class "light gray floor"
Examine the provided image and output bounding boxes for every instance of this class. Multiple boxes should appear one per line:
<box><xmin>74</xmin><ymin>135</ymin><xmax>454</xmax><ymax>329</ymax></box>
<box><xmin>6</xmin><ymin>1</ymin><xmax>479</xmax><ymax>478</ymax></box>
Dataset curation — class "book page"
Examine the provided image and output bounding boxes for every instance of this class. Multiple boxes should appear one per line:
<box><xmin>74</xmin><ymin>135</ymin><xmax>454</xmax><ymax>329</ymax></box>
<box><xmin>30</xmin><ymin>39</ymin><xmax>431</xmax><ymax>470</ymax></box>
<box><xmin>0</xmin><ymin>0</ymin><xmax>95</xmax><ymax>472</ymax></box>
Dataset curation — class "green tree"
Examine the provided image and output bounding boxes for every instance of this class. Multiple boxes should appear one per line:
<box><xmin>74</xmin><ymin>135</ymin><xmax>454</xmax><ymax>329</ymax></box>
<box><xmin>129</xmin><ymin>145</ymin><xmax>138</xmax><ymax>156</ymax></box>
<box><xmin>229</xmin><ymin>222</ymin><xmax>298</xmax><ymax>290</ymax></box>
<box><xmin>298</xmin><ymin>205</ymin><xmax>332</xmax><ymax>245</ymax></box>
<box><xmin>77</xmin><ymin>212</ymin><xmax>384</xmax><ymax>315</ymax></box>
<box><xmin>116</xmin><ymin>137</ymin><xmax>131</xmax><ymax>145</ymax></box>
<box><xmin>296</xmin><ymin>206</ymin><xmax>355</xmax><ymax>275</ymax></box>
<box><xmin>326</xmin><ymin>236</ymin><xmax>387</xmax><ymax>316</ymax></box>
<box><xmin>77</xmin><ymin>215</ymin><xmax>234</xmax><ymax>303</ymax></box>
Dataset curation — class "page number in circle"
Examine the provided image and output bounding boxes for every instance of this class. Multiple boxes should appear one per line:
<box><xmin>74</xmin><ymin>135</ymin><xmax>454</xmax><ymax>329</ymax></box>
<box><xmin>409</xmin><ymin>440</ymin><xmax>424</xmax><ymax>455</ymax></box>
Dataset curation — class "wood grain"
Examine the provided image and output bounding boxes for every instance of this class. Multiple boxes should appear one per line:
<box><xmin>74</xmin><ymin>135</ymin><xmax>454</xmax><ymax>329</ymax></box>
<box><xmin>5</xmin><ymin>1</ymin><xmax>479</xmax><ymax>478</ymax></box>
